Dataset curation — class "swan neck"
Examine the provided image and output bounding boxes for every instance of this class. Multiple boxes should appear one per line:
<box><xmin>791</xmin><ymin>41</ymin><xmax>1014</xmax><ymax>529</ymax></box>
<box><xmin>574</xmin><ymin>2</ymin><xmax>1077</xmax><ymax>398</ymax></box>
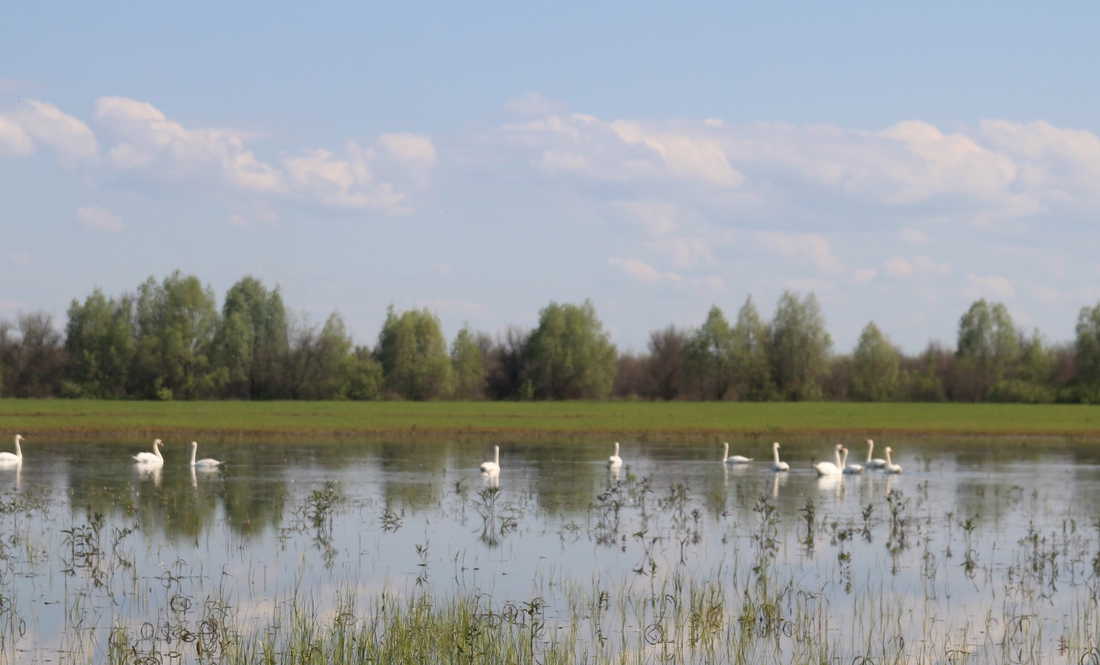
<box><xmin>155</xmin><ymin>443</ymin><xmax>163</xmax><ymax>460</ymax></box>
<box><xmin>722</xmin><ymin>442</ymin><xmax>728</xmax><ymax>460</ymax></box>
<box><xmin>190</xmin><ymin>444</ymin><xmax>197</xmax><ymax>465</ymax></box>
<box><xmin>14</xmin><ymin>437</ymin><xmax>21</xmax><ymax>458</ymax></box>
<box><xmin>866</xmin><ymin>441</ymin><xmax>873</xmax><ymax>463</ymax></box>
<box><xmin>835</xmin><ymin>447</ymin><xmax>843</xmax><ymax>468</ymax></box>
<box><xmin>494</xmin><ymin>446</ymin><xmax>499</xmax><ymax>464</ymax></box>
<box><xmin>773</xmin><ymin>444</ymin><xmax>780</xmax><ymax>464</ymax></box>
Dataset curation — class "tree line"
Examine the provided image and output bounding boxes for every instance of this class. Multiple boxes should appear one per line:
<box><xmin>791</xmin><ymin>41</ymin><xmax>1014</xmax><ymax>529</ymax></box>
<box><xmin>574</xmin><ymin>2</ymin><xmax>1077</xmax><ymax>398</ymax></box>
<box><xmin>3</xmin><ymin>271</ymin><xmax>1100</xmax><ymax>402</ymax></box>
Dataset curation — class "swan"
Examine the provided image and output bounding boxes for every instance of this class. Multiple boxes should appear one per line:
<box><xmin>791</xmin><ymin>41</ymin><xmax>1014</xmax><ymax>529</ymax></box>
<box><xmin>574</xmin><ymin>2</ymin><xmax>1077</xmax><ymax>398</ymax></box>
<box><xmin>0</xmin><ymin>435</ymin><xmax>23</xmax><ymax>464</ymax></box>
<box><xmin>133</xmin><ymin>439</ymin><xmax>165</xmax><ymax>465</ymax></box>
<box><xmin>884</xmin><ymin>447</ymin><xmax>903</xmax><ymax>474</ymax></box>
<box><xmin>608</xmin><ymin>442</ymin><xmax>623</xmax><ymax>468</ymax></box>
<box><xmin>771</xmin><ymin>442</ymin><xmax>789</xmax><ymax>472</ymax></box>
<box><xmin>840</xmin><ymin>447</ymin><xmax>863</xmax><ymax>474</ymax></box>
<box><xmin>722</xmin><ymin>442</ymin><xmax>752</xmax><ymax>464</ymax></box>
<box><xmin>864</xmin><ymin>439</ymin><xmax>887</xmax><ymax>469</ymax></box>
<box><xmin>480</xmin><ymin>445</ymin><xmax>500</xmax><ymax>474</ymax></box>
<box><xmin>190</xmin><ymin>441</ymin><xmax>224</xmax><ymax>468</ymax></box>
<box><xmin>812</xmin><ymin>444</ymin><xmax>844</xmax><ymax>477</ymax></box>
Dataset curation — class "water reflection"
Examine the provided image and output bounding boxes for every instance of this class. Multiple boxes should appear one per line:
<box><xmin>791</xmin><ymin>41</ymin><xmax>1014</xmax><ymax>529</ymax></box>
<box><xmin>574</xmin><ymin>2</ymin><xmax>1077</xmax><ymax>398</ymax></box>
<box><xmin>4</xmin><ymin>437</ymin><xmax>1100</xmax><ymax>664</ymax></box>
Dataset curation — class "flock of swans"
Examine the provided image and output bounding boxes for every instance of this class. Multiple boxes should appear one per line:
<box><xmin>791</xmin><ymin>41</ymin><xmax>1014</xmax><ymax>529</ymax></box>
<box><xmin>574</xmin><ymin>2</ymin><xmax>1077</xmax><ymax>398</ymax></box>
<box><xmin>477</xmin><ymin>438</ymin><xmax>903</xmax><ymax>478</ymax></box>
<box><xmin>2</xmin><ymin>434</ymin><xmax>900</xmax><ymax>481</ymax></box>
<box><xmin>0</xmin><ymin>435</ymin><xmax>224</xmax><ymax>469</ymax></box>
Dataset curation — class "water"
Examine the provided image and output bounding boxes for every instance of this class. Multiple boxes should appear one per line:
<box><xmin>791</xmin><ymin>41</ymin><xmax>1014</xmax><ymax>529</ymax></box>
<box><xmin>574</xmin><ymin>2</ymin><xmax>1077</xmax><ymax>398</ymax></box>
<box><xmin>2</xmin><ymin>436</ymin><xmax>1100</xmax><ymax>663</ymax></box>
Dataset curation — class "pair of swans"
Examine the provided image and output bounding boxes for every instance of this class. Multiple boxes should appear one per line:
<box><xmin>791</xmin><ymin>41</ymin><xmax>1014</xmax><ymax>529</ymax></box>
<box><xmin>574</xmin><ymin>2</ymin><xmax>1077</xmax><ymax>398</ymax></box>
<box><xmin>0</xmin><ymin>434</ymin><xmax>23</xmax><ymax>465</ymax></box>
<box><xmin>853</xmin><ymin>439</ymin><xmax>902</xmax><ymax>473</ymax></box>
<box><xmin>133</xmin><ymin>439</ymin><xmax>224</xmax><ymax>468</ymax></box>
<box><xmin>480</xmin><ymin>442</ymin><xmax>625</xmax><ymax>475</ymax></box>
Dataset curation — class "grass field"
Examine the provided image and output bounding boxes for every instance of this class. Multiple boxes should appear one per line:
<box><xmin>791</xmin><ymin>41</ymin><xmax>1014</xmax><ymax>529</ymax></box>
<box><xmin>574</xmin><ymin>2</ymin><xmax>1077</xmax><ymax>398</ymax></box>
<box><xmin>1</xmin><ymin>399</ymin><xmax>1100</xmax><ymax>439</ymax></box>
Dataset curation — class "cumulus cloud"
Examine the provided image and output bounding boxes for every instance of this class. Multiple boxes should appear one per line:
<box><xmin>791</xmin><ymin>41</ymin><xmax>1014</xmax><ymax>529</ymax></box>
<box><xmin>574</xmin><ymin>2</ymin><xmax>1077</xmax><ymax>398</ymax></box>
<box><xmin>502</xmin><ymin>113</ymin><xmax>742</xmax><ymax>187</ymax></box>
<box><xmin>0</xmin><ymin>116</ymin><xmax>33</xmax><ymax>156</ymax></box>
<box><xmin>609</xmin><ymin>257</ymin><xmax>664</xmax><ymax>283</ymax></box>
<box><xmin>0</xmin><ymin>100</ymin><xmax>98</xmax><ymax>164</ymax></box>
<box><xmin>75</xmin><ymin>206</ymin><xmax>123</xmax><ymax>232</ymax></box>
<box><xmin>961</xmin><ymin>274</ymin><xmax>1015</xmax><ymax>300</ymax></box>
<box><xmin>505</xmin><ymin>92</ymin><xmax>567</xmax><ymax>117</ymax></box>
<box><xmin>8</xmin><ymin>252</ymin><xmax>31</xmax><ymax>266</ymax></box>
<box><xmin>93</xmin><ymin>97</ymin><xmax>430</xmax><ymax>213</ymax></box>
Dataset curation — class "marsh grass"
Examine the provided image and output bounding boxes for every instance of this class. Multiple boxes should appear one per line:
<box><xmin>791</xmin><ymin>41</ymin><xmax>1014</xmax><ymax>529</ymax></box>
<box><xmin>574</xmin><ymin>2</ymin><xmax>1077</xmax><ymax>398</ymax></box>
<box><xmin>7</xmin><ymin>450</ymin><xmax>1100</xmax><ymax>663</ymax></box>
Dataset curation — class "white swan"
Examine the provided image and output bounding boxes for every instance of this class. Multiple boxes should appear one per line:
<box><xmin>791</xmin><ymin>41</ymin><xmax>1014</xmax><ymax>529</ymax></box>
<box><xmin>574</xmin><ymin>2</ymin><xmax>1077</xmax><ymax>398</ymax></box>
<box><xmin>864</xmin><ymin>439</ymin><xmax>887</xmax><ymax>469</ymax></box>
<box><xmin>812</xmin><ymin>444</ymin><xmax>844</xmax><ymax>477</ymax></box>
<box><xmin>480</xmin><ymin>445</ymin><xmax>500</xmax><ymax>475</ymax></box>
<box><xmin>190</xmin><ymin>441</ymin><xmax>224</xmax><ymax>468</ymax></box>
<box><xmin>0</xmin><ymin>435</ymin><xmax>23</xmax><ymax>464</ymax></box>
<box><xmin>608</xmin><ymin>442</ymin><xmax>623</xmax><ymax>468</ymax></box>
<box><xmin>884</xmin><ymin>446</ymin><xmax>903</xmax><ymax>474</ymax></box>
<box><xmin>133</xmin><ymin>439</ymin><xmax>165</xmax><ymax>465</ymax></box>
<box><xmin>771</xmin><ymin>442</ymin><xmax>789</xmax><ymax>472</ymax></box>
<box><xmin>722</xmin><ymin>442</ymin><xmax>752</xmax><ymax>464</ymax></box>
<box><xmin>840</xmin><ymin>447</ymin><xmax>863</xmax><ymax>475</ymax></box>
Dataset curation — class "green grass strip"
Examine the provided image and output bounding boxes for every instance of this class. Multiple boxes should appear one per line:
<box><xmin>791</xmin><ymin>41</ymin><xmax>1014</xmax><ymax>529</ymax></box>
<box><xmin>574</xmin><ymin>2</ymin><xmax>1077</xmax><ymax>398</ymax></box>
<box><xmin>2</xmin><ymin>399</ymin><xmax>1100</xmax><ymax>438</ymax></box>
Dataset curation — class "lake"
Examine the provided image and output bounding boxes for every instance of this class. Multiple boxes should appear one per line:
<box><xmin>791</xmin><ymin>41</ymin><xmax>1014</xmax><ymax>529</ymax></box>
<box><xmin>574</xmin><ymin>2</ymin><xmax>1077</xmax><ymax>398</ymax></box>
<box><xmin>1</xmin><ymin>436</ymin><xmax>1099</xmax><ymax>664</ymax></box>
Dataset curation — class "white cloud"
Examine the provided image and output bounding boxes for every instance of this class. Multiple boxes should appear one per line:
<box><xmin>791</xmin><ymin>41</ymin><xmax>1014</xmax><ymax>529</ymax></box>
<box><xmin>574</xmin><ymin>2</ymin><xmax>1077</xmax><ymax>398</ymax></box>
<box><xmin>0</xmin><ymin>300</ymin><xmax>29</xmax><ymax>310</ymax></box>
<box><xmin>75</xmin><ymin>206</ymin><xmax>123</xmax><ymax>232</ymax></box>
<box><xmin>380</xmin><ymin>132</ymin><xmax>436</xmax><ymax>172</ymax></box>
<box><xmin>961</xmin><ymin>274</ymin><xmax>1015</xmax><ymax>300</ymax></box>
<box><xmin>9</xmin><ymin>252</ymin><xmax>31</xmax><ymax>266</ymax></box>
<box><xmin>9</xmin><ymin>101</ymin><xmax>98</xmax><ymax>165</ymax></box>
<box><xmin>434</xmin><ymin>264</ymin><xmax>452</xmax><ymax>275</ymax></box>
<box><xmin>885</xmin><ymin>256</ymin><xmax>914</xmax><ymax>278</ymax></box>
<box><xmin>503</xmin><ymin>113</ymin><xmax>743</xmax><ymax>187</ymax></box>
<box><xmin>901</xmin><ymin>228</ymin><xmax>931</xmax><ymax>244</ymax></box>
<box><xmin>756</xmin><ymin>232</ymin><xmax>845</xmax><ymax>273</ymax></box>
<box><xmin>0</xmin><ymin>115</ymin><xmax>33</xmax><ymax>156</ymax></box>
<box><xmin>93</xmin><ymin>96</ymin><xmax>424</xmax><ymax>213</ymax></box>
<box><xmin>609</xmin><ymin>257</ymin><xmax>664</xmax><ymax>283</ymax></box>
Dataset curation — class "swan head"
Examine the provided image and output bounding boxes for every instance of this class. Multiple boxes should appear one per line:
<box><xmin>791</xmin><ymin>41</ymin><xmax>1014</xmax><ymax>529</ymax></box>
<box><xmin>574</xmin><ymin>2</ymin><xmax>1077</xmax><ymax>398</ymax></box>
<box><xmin>15</xmin><ymin>434</ymin><xmax>23</xmax><ymax>443</ymax></box>
<box><xmin>773</xmin><ymin>442</ymin><xmax>780</xmax><ymax>449</ymax></box>
<box><xmin>885</xmin><ymin>446</ymin><xmax>893</xmax><ymax>454</ymax></box>
<box><xmin>191</xmin><ymin>441</ymin><xmax>198</xmax><ymax>448</ymax></box>
<box><xmin>154</xmin><ymin>439</ymin><xmax>163</xmax><ymax>448</ymax></box>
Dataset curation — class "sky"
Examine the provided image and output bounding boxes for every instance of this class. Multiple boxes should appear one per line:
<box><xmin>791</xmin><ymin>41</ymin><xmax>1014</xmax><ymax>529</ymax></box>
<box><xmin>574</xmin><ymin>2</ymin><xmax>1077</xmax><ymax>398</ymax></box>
<box><xmin>3</xmin><ymin>2</ymin><xmax>1100</xmax><ymax>353</ymax></box>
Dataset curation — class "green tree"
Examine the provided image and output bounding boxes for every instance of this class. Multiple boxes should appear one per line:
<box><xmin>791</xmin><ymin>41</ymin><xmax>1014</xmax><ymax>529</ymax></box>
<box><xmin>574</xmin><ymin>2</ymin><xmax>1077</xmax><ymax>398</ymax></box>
<box><xmin>684</xmin><ymin>306</ymin><xmax>734</xmax><ymax>400</ymax></box>
<box><xmin>526</xmin><ymin>300</ymin><xmax>617</xmax><ymax>400</ymax></box>
<box><xmin>376</xmin><ymin>307</ymin><xmax>455</xmax><ymax>400</ymax></box>
<box><xmin>730</xmin><ymin>296</ymin><xmax>774</xmax><ymax>401</ymax></box>
<box><xmin>849</xmin><ymin>321</ymin><xmax>900</xmax><ymax>401</ymax></box>
<box><xmin>345</xmin><ymin>346</ymin><xmax>383</xmax><ymax>400</ymax></box>
<box><xmin>133</xmin><ymin>271</ymin><xmax>221</xmax><ymax>400</ymax></box>
<box><xmin>451</xmin><ymin>325</ymin><xmax>486</xmax><ymax>400</ymax></box>
<box><xmin>955</xmin><ymin>299</ymin><xmax>1018</xmax><ymax>400</ymax></box>
<box><xmin>1076</xmin><ymin>302</ymin><xmax>1100</xmax><ymax>387</ymax></box>
<box><xmin>214</xmin><ymin>277</ymin><xmax>289</xmax><ymax>399</ymax></box>
<box><xmin>769</xmin><ymin>291</ymin><xmax>833</xmax><ymax>401</ymax></box>
<box><xmin>64</xmin><ymin>289</ymin><xmax>136</xmax><ymax>398</ymax></box>
<box><xmin>297</xmin><ymin>312</ymin><xmax>355</xmax><ymax>399</ymax></box>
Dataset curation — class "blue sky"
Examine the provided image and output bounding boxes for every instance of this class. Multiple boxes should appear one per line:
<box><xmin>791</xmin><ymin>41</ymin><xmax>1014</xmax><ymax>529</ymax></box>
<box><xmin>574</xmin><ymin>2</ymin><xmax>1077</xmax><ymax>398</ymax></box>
<box><xmin>3</xmin><ymin>2</ymin><xmax>1100</xmax><ymax>352</ymax></box>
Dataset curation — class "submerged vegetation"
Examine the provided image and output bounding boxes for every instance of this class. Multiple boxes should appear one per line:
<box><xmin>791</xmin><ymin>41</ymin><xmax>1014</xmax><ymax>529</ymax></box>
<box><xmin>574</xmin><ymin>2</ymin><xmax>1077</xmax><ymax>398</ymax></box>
<box><xmin>4</xmin><ymin>440</ymin><xmax>1100</xmax><ymax>662</ymax></box>
<box><xmin>5</xmin><ymin>272</ymin><xmax>1100</xmax><ymax>404</ymax></box>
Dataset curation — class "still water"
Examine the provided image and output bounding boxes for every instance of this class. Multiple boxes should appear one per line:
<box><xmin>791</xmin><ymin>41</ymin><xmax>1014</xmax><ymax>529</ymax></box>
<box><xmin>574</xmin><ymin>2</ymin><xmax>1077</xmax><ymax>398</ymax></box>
<box><xmin>2</xmin><ymin>437</ymin><xmax>1100</xmax><ymax>663</ymax></box>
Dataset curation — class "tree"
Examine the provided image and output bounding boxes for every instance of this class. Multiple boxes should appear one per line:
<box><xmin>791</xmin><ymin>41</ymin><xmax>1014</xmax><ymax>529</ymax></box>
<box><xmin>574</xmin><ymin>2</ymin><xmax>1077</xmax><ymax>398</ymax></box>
<box><xmin>484</xmin><ymin>326</ymin><xmax>531</xmax><ymax>400</ymax></box>
<box><xmin>64</xmin><ymin>289</ymin><xmax>136</xmax><ymax>398</ymax></box>
<box><xmin>133</xmin><ymin>271</ymin><xmax>221</xmax><ymax>399</ymax></box>
<box><xmin>849</xmin><ymin>321</ymin><xmax>900</xmax><ymax>401</ymax></box>
<box><xmin>769</xmin><ymin>291</ymin><xmax>833</xmax><ymax>400</ymax></box>
<box><xmin>1076</xmin><ymin>302</ymin><xmax>1100</xmax><ymax>387</ymax></box>
<box><xmin>730</xmin><ymin>296</ymin><xmax>774</xmax><ymax>401</ymax></box>
<box><xmin>684</xmin><ymin>306</ymin><xmax>734</xmax><ymax>400</ymax></box>
<box><xmin>955</xmin><ymin>299</ymin><xmax>1018</xmax><ymax>400</ymax></box>
<box><xmin>0</xmin><ymin>312</ymin><xmax>67</xmax><ymax>397</ymax></box>
<box><xmin>526</xmin><ymin>300</ymin><xmax>617</xmax><ymax>400</ymax></box>
<box><xmin>214</xmin><ymin>277</ymin><xmax>289</xmax><ymax>399</ymax></box>
<box><xmin>376</xmin><ymin>307</ymin><xmax>455</xmax><ymax>400</ymax></box>
<box><xmin>646</xmin><ymin>325</ymin><xmax>685</xmax><ymax>400</ymax></box>
<box><xmin>451</xmin><ymin>325</ymin><xmax>487</xmax><ymax>400</ymax></box>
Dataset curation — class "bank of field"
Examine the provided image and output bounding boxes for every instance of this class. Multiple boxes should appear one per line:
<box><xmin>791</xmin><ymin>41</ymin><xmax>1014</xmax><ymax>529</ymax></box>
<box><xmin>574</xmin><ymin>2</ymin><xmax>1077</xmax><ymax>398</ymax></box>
<box><xmin>2</xmin><ymin>399</ymin><xmax>1100</xmax><ymax>439</ymax></box>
